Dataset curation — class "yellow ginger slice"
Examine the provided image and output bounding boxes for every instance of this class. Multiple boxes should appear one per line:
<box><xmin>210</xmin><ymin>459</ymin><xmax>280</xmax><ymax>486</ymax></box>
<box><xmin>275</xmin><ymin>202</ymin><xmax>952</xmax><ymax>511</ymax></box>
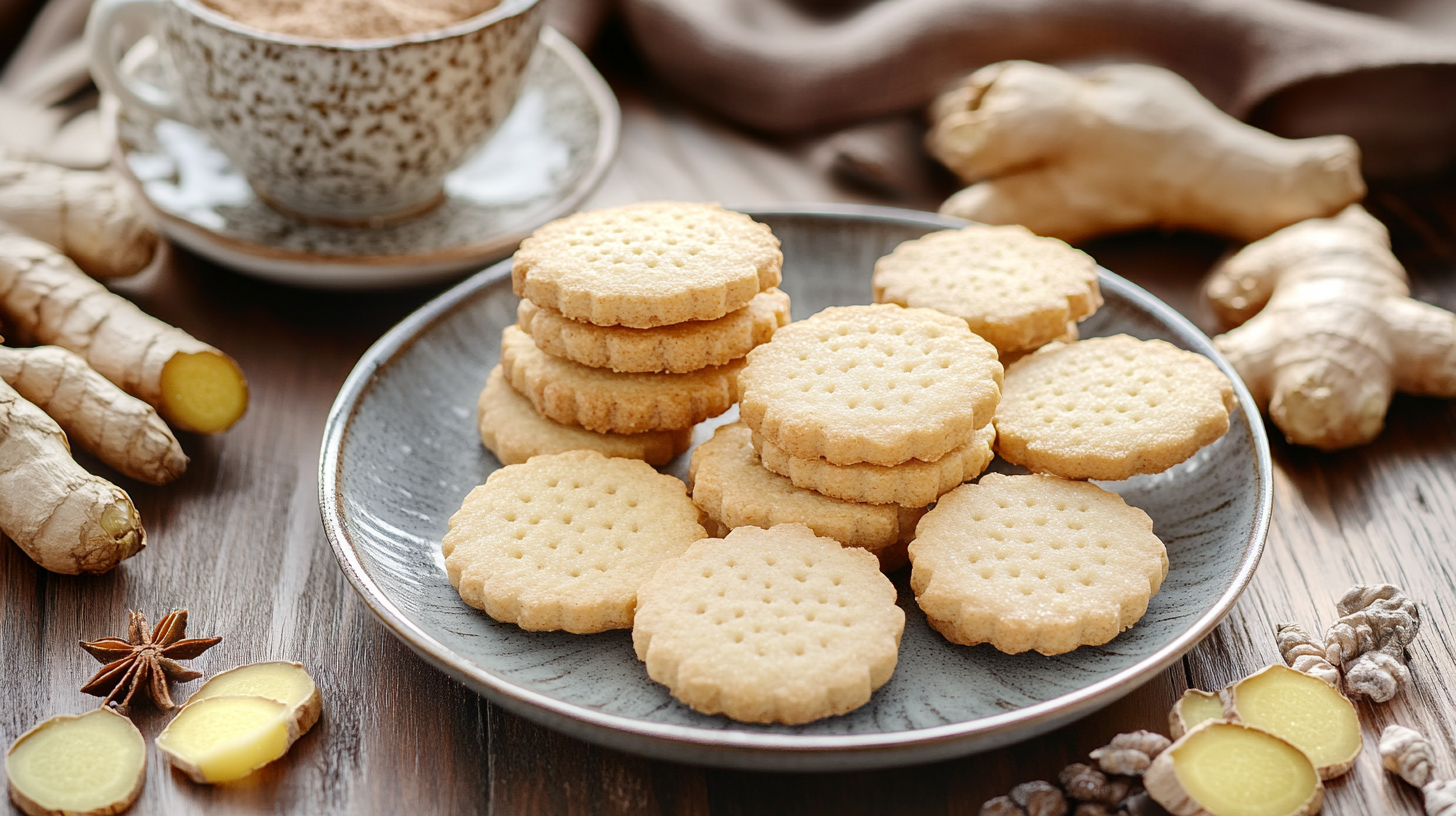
<box><xmin>1220</xmin><ymin>664</ymin><xmax>1361</xmax><ymax>779</ymax></box>
<box><xmin>187</xmin><ymin>661</ymin><xmax>322</xmax><ymax>738</ymax></box>
<box><xmin>6</xmin><ymin>708</ymin><xmax>146</xmax><ymax>816</ymax></box>
<box><xmin>1169</xmin><ymin>689</ymin><xmax>1224</xmax><ymax>739</ymax></box>
<box><xmin>0</xmin><ymin>234</ymin><xmax>248</xmax><ymax>433</ymax></box>
<box><xmin>156</xmin><ymin>695</ymin><xmax>296</xmax><ymax>783</ymax></box>
<box><xmin>1145</xmin><ymin>720</ymin><xmax>1324</xmax><ymax>816</ymax></box>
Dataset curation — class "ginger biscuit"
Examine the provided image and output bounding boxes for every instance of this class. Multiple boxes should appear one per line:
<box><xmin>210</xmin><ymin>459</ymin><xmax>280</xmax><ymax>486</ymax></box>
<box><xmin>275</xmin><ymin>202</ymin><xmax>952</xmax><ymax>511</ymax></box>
<box><xmin>517</xmin><ymin>288</ymin><xmax>791</xmax><ymax>373</ymax></box>
<box><xmin>443</xmin><ymin>450</ymin><xmax>706</xmax><ymax>633</ymax></box>
<box><xmin>994</xmin><ymin>334</ymin><xmax>1236</xmax><ymax>480</ymax></box>
<box><xmin>511</xmin><ymin>201</ymin><xmax>782</xmax><ymax>328</ymax></box>
<box><xmin>753</xmin><ymin>423</ymin><xmax>995</xmax><ymax>508</ymax></box>
<box><xmin>633</xmin><ymin>523</ymin><xmax>904</xmax><ymax>725</ymax></box>
<box><xmin>688</xmin><ymin>423</ymin><xmax>926</xmax><ymax>555</ymax></box>
<box><xmin>910</xmin><ymin>473</ymin><xmax>1168</xmax><ymax>655</ymax></box>
<box><xmin>499</xmin><ymin>326</ymin><xmax>743</xmax><ymax>434</ymax></box>
<box><xmin>872</xmin><ymin>225</ymin><xmax>1102</xmax><ymax>356</ymax></box>
<box><xmin>476</xmin><ymin>367</ymin><xmax>692</xmax><ymax>466</ymax></box>
<box><xmin>737</xmin><ymin>304</ymin><xmax>1002</xmax><ymax>467</ymax></box>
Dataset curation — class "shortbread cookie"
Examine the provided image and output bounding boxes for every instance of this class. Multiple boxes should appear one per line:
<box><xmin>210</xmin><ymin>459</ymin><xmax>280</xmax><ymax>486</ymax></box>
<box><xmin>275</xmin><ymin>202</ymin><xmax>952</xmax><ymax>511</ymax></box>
<box><xmin>737</xmin><ymin>304</ymin><xmax>1002</xmax><ymax>466</ymax></box>
<box><xmin>753</xmin><ymin>423</ymin><xmax>995</xmax><ymax>507</ymax></box>
<box><xmin>689</xmin><ymin>423</ymin><xmax>926</xmax><ymax>553</ymax></box>
<box><xmin>512</xmin><ymin>202</ymin><xmax>783</xmax><ymax>328</ymax></box>
<box><xmin>1000</xmin><ymin>321</ymin><xmax>1079</xmax><ymax>367</ymax></box>
<box><xmin>443</xmin><ymin>450</ymin><xmax>706</xmax><ymax>633</ymax></box>
<box><xmin>499</xmin><ymin>326</ymin><xmax>744</xmax><ymax>434</ymax></box>
<box><xmin>994</xmin><ymin>334</ymin><xmax>1236</xmax><ymax>480</ymax></box>
<box><xmin>476</xmin><ymin>367</ymin><xmax>692</xmax><ymax>466</ymax></box>
<box><xmin>910</xmin><ymin>473</ymin><xmax>1167</xmax><ymax>655</ymax></box>
<box><xmin>633</xmin><ymin>523</ymin><xmax>904</xmax><ymax>724</ymax></box>
<box><xmin>518</xmin><ymin>288</ymin><xmax>791</xmax><ymax>373</ymax></box>
<box><xmin>873</xmin><ymin>225</ymin><xmax>1102</xmax><ymax>356</ymax></box>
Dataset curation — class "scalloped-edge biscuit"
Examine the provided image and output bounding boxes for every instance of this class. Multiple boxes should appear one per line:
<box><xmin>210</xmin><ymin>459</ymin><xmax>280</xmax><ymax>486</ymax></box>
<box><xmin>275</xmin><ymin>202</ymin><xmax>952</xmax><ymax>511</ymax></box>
<box><xmin>753</xmin><ymin>423</ymin><xmax>995</xmax><ymax>507</ymax></box>
<box><xmin>688</xmin><ymin>422</ymin><xmax>925</xmax><ymax>557</ymax></box>
<box><xmin>873</xmin><ymin>225</ymin><xmax>1102</xmax><ymax>356</ymax></box>
<box><xmin>443</xmin><ymin>450</ymin><xmax>707</xmax><ymax>633</ymax></box>
<box><xmin>518</xmin><ymin>288</ymin><xmax>791</xmax><ymax>373</ymax></box>
<box><xmin>633</xmin><ymin>523</ymin><xmax>904</xmax><ymax>724</ymax></box>
<box><xmin>737</xmin><ymin>304</ymin><xmax>1002</xmax><ymax>466</ymax></box>
<box><xmin>476</xmin><ymin>367</ymin><xmax>692</xmax><ymax>466</ymax></box>
<box><xmin>499</xmin><ymin>326</ymin><xmax>744</xmax><ymax>434</ymax></box>
<box><xmin>511</xmin><ymin>202</ymin><xmax>782</xmax><ymax>328</ymax></box>
<box><xmin>994</xmin><ymin>334</ymin><xmax>1236</xmax><ymax>480</ymax></box>
<box><xmin>909</xmin><ymin>473</ymin><xmax>1168</xmax><ymax>655</ymax></box>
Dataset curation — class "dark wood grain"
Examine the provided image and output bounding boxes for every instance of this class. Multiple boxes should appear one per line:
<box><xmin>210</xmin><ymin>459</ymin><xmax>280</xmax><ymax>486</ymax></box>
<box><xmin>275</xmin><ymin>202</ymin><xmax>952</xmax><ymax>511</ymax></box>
<box><xmin>4</xmin><ymin>34</ymin><xmax>1455</xmax><ymax>816</ymax></box>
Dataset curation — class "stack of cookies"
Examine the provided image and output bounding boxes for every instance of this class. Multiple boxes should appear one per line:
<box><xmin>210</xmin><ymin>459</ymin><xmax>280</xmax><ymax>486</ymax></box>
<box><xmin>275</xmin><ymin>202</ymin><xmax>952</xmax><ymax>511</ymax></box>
<box><xmin>477</xmin><ymin>201</ymin><xmax>789</xmax><ymax>466</ymax></box>
<box><xmin>691</xmin><ymin>304</ymin><xmax>1004</xmax><ymax>572</ymax></box>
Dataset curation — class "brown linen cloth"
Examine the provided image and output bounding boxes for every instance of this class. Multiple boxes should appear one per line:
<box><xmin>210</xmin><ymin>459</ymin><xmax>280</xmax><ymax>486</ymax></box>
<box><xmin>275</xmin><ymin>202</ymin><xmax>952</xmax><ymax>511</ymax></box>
<box><xmin>611</xmin><ymin>0</ymin><xmax>1456</xmax><ymax>178</ymax></box>
<box><xmin>5</xmin><ymin>0</ymin><xmax>1455</xmax><ymax>178</ymax></box>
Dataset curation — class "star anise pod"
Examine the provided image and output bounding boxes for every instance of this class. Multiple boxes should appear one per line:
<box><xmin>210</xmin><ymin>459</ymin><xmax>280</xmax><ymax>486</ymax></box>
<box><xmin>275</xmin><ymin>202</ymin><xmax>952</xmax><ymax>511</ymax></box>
<box><xmin>79</xmin><ymin>609</ymin><xmax>221</xmax><ymax>715</ymax></box>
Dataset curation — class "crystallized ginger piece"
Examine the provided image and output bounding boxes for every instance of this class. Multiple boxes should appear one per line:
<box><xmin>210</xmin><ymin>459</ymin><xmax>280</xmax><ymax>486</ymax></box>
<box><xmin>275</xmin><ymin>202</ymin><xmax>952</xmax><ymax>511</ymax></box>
<box><xmin>6</xmin><ymin>708</ymin><xmax>146</xmax><ymax>816</ymax></box>
<box><xmin>1220</xmin><ymin>664</ymin><xmax>1361</xmax><ymax>779</ymax></box>
<box><xmin>156</xmin><ymin>695</ymin><xmax>294</xmax><ymax>783</ymax></box>
<box><xmin>1168</xmin><ymin>689</ymin><xmax>1222</xmax><ymax>739</ymax></box>
<box><xmin>1145</xmin><ymin>720</ymin><xmax>1323</xmax><ymax>816</ymax></box>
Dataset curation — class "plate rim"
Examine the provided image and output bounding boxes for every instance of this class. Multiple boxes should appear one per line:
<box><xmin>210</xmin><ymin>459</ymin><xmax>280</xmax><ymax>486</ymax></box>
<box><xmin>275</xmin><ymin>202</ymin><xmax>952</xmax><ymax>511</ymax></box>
<box><xmin>109</xmin><ymin>27</ymin><xmax>621</xmax><ymax>288</ymax></box>
<box><xmin>318</xmin><ymin>203</ymin><xmax>1273</xmax><ymax>766</ymax></box>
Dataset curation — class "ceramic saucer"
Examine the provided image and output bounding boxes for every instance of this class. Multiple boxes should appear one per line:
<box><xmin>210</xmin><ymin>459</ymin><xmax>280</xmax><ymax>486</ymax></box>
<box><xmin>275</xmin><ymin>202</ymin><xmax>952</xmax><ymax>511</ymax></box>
<box><xmin>109</xmin><ymin>28</ymin><xmax>619</xmax><ymax>289</ymax></box>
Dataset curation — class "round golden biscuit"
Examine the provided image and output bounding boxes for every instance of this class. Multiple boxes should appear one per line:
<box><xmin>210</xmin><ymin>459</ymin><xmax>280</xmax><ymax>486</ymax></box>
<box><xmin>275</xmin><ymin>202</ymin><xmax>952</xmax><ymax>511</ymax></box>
<box><xmin>499</xmin><ymin>325</ymin><xmax>743</xmax><ymax>434</ymax></box>
<box><xmin>443</xmin><ymin>450</ymin><xmax>706</xmax><ymax>633</ymax></box>
<box><xmin>511</xmin><ymin>201</ymin><xmax>782</xmax><ymax>328</ymax></box>
<box><xmin>736</xmin><ymin>304</ymin><xmax>1002</xmax><ymax>467</ymax></box>
<box><xmin>633</xmin><ymin>523</ymin><xmax>904</xmax><ymax>724</ymax></box>
<box><xmin>476</xmin><ymin>366</ymin><xmax>692</xmax><ymax>466</ymax></box>
<box><xmin>994</xmin><ymin>334</ymin><xmax>1236</xmax><ymax>480</ymax></box>
<box><xmin>752</xmin><ymin>423</ymin><xmax>995</xmax><ymax>507</ymax></box>
<box><xmin>518</xmin><ymin>288</ymin><xmax>790</xmax><ymax>373</ymax></box>
<box><xmin>873</xmin><ymin>224</ymin><xmax>1102</xmax><ymax>356</ymax></box>
<box><xmin>910</xmin><ymin>473</ymin><xmax>1168</xmax><ymax>655</ymax></box>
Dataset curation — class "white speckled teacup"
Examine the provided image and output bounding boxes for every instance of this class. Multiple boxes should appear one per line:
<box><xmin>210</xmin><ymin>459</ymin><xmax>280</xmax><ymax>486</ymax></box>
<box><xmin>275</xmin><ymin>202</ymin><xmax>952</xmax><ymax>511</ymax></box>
<box><xmin>88</xmin><ymin>0</ymin><xmax>543</xmax><ymax>224</ymax></box>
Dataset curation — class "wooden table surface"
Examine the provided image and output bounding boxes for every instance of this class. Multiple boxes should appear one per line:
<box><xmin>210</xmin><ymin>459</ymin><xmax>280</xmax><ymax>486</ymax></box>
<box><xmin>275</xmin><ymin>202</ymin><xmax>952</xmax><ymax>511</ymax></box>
<box><xmin>5</xmin><ymin>33</ymin><xmax>1456</xmax><ymax>816</ymax></box>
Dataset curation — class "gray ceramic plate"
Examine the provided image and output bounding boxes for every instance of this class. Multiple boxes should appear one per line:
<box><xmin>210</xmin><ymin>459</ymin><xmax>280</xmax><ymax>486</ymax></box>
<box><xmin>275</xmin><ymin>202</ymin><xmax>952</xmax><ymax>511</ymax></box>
<box><xmin>319</xmin><ymin>205</ymin><xmax>1272</xmax><ymax>771</ymax></box>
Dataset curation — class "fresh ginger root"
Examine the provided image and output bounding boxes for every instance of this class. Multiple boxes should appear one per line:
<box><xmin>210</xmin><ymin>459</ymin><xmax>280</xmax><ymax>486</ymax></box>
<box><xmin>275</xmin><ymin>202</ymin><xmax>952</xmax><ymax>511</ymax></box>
<box><xmin>0</xmin><ymin>234</ymin><xmax>248</xmax><ymax>433</ymax></box>
<box><xmin>1219</xmin><ymin>664</ymin><xmax>1362</xmax><ymax>779</ymax></box>
<box><xmin>6</xmin><ymin>707</ymin><xmax>146</xmax><ymax>816</ymax></box>
<box><xmin>1145</xmin><ymin>720</ymin><xmax>1323</xmax><ymax>816</ymax></box>
<box><xmin>928</xmin><ymin>61</ymin><xmax>1365</xmax><ymax>244</ymax></box>
<box><xmin>1381</xmin><ymin>725</ymin><xmax>1456</xmax><ymax>816</ymax></box>
<box><xmin>0</xmin><ymin>158</ymin><xmax>158</xmax><ymax>279</ymax></box>
<box><xmin>1276</xmin><ymin>622</ymin><xmax>1342</xmax><ymax>689</ymax></box>
<box><xmin>0</xmin><ymin>378</ymin><xmax>145</xmax><ymax>573</ymax></box>
<box><xmin>0</xmin><ymin>345</ymin><xmax>187</xmax><ymax>485</ymax></box>
<box><xmin>159</xmin><ymin>661</ymin><xmax>321</xmax><ymax>784</ymax></box>
<box><xmin>1168</xmin><ymin>688</ymin><xmax>1222</xmax><ymax>739</ymax></box>
<box><xmin>1209</xmin><ymin>206</ymin><xmax>1456</xmax><ymax>449</ymax></box>
<box><xmin>1323</xmin><ymin>583</ymin><xmax>1421</xmax><ymax>702</ymax></box>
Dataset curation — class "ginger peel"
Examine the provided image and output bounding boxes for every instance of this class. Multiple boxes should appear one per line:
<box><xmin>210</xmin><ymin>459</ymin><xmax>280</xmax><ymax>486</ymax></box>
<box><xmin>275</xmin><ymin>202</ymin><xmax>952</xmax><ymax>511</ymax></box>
<box><xmin>0</xmin><ymin>234</ymin><xmax>248</xmax><ymax>433</ymax></box>
<box><xmin>1210</xmin><ymin>206</ymin><xmax>1456</xmax><ymax>450</ymax></box>
<box><xmin>0</xmin><ymin>159</ymin><xmax>157</xmax><ymax>279</ymax></box>
<box><xmin>5</xmin><ymin>707</ymin><xmax>146</xmax><ymax>816</ymax></box>
<box><xmin>1219</xmin><ymin>664</ymin><xmax>1361</xmax><ymax>779</ymax></box>
<box><xmin>0</xmin><ymin>345</ymin><xmax>187</xmax><ymax>485</ymax></box>
<box><xmin>928</xmin><ymin>61</ymin><xmax>1364</xmax><ymax>244</ymax></box>
<box><xmin>1145</xmin><ymin>720</ymin><xmax>1323</xmax><ymax>816</ymax></box>
<box><xmin>1168</xmin><ymin>689</ymin><xmax>1222</xmax><ymax>739</ymax></box>
<box><xmin>0</xmin><ymin>379</ymin><xmax>145</xmax><ymax>573</ymax></box>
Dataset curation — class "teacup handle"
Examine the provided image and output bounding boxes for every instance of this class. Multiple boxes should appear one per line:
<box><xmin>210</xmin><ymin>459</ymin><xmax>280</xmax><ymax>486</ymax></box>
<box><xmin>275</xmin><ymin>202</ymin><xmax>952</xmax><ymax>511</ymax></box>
<box><xmin>86</xmin><ymin>0</ymin><xmax>182</xmax><ymax>119</ymax></box>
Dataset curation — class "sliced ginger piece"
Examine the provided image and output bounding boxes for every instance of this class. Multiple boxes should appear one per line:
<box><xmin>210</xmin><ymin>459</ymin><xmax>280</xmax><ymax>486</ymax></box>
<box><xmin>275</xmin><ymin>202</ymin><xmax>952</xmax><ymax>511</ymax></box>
<box><xmin>1221</xmin><ymin>664</ymin><xmax>1361</xmax><ymax>779</ymax></box>
<box><xmin>187</xmin><ymin>661</ymin><xmax>321</xmax><ymax>736</ymax></box>
<box><xmin>1169</xmin><ymin>689</ymin><xmax>1223</xmax><ymax>739</ymax></box>
<box><xmin>6</xmin><ymin>708</ymin><xmax>146</xmax><ymax>816</ymax></box>
<box><xmin>156</xmin><ymin>695</ymin><xmax>294</xmax><ymax>784</ymax></box>
<box><xmin>157</xmin><ymin>351</ymin><xmax>250</xmax><ymax>435</ymax></box>
<box><xmin>1145</xmin><ymin>720</ymin><xmax>1324</xmax><ymax>816</ymax></box>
